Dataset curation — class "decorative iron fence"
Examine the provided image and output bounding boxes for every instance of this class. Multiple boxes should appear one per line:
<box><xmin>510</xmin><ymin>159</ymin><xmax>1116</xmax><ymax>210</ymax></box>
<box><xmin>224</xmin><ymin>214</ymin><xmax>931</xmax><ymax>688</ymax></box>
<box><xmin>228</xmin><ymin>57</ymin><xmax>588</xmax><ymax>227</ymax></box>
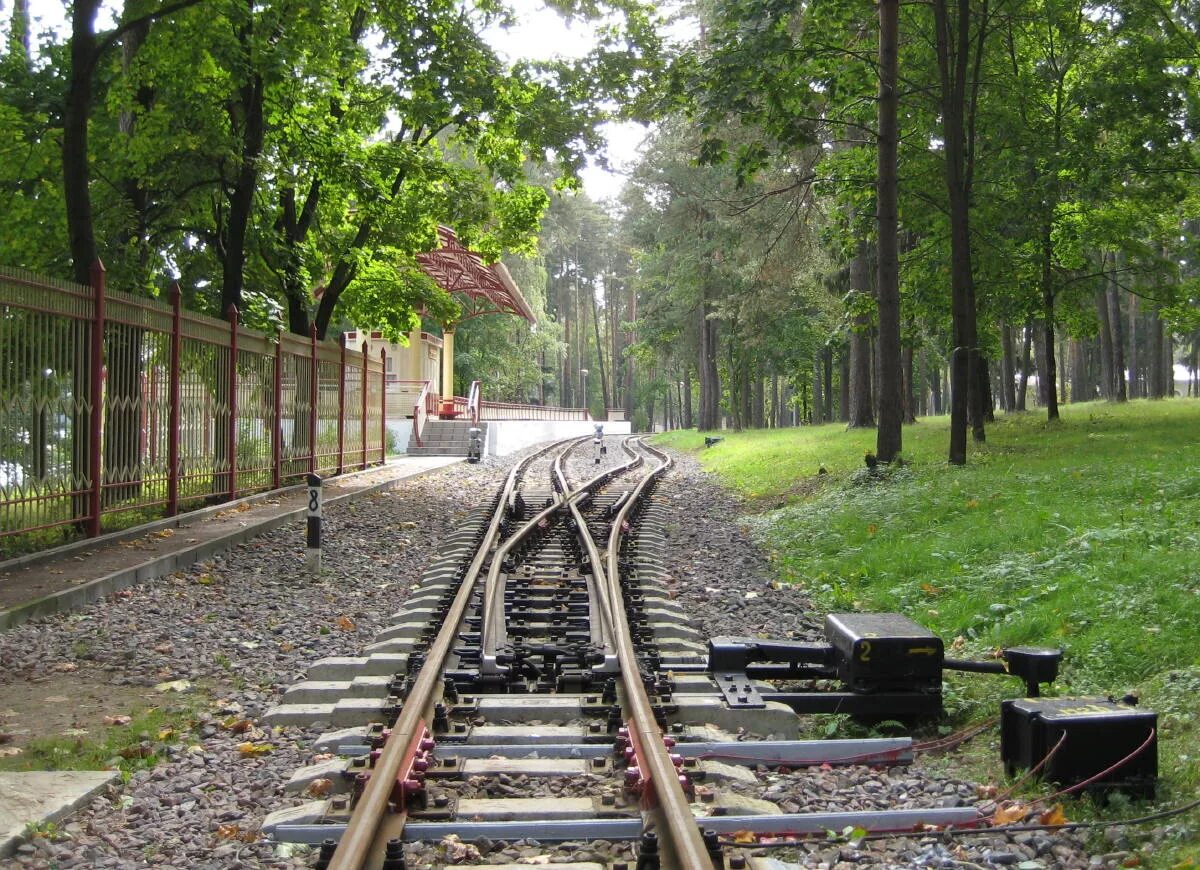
<box><xmin>0</xmin><ymin>262</ymin><xmax>387</xmax><ymax>555</ymax></box>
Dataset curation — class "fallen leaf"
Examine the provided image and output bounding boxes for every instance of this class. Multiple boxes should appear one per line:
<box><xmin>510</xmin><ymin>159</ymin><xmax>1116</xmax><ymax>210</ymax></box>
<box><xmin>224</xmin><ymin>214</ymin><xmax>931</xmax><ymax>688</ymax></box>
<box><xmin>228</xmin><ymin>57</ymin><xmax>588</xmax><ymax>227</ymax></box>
<box><xmin>867</xmin><ymin>523</ymin><xmax>878</xmax><ymax>536</ymax></box>
<box><xmin>335</xmin><ymin>616</ymin><xmax>356</xmax><ymax>632</ymax></box>
<box><xmin>103</xmin><ymin>715</ymin><xmax>132</xmax><ymax>726</ymax></box>
<box><xmin>1122</xmin><ymin>856</ymin><xmax>1142</xmax><ymax>867</ymax></box>
<box><xmin>119</xmin><ymin>743</ymin><xmax>154</xmax><ymax>759</ymax></box>
<box><xmin>216</xmin><ymin>823</ymin><xmax>259</xmax><ymax>843</ymax></box>
<box><xmin>518</xmin><ymin>857</ymin><xmax>551</xmax><ymax>866</ymax></box>
<box><xmin>279</xmin><ymin>641</ymin><xmax>295</xmax><ymax>653</ymax></box>
<box><xmin>310</xmin><ymin>753</ymin><xmax>334</xmax><ymax>763</ymax></box>
<box><xmin>196</xmin><ymin>574</ymin><xmax>214</xmax><ymax>585</ymax></box>
<box><xmin>305</xmin><ymin>778</ymin><xmax>334</xmax><ymax>797</ymax></box>
<box><xmin>732</xmin><ymin>830</ymin><xmax>757</xmax><ymax>844</ymax></box>
<box><xmin>153</xmin><ymin>643</ymin><xmax>173</xmax><ymax>654</ymax></box>
<box><xmin>154</xmin><ymin>679</ymin><xmax>192</xmax><ymax>693</ymax></box>
<box><xmin>237</xmin><ymin>741</ymin><xmax>272</xmax><ymax>756</ymax></box>
<box><xmin>153</xmin><ymin>529</ymin><xmax>175</xmax><ymax>539</ymax></box>
<box><xmin>224</xmin><ymin>718</ymin><xmax>253</xmax><ymax>734</ymax></box>
<box><xmin>993</xmin><ymin>803</ymin><xmax>1028</xmax><ymax>825</ymax></box>
<box><xmin>966</xmin><ymin>499</ymin><xmax>979</xmax><ymax>509</ymax></box>
<box><xmin>53</xmin><ymin>662</ymin><xmax>78</xmax><ymax>672</ymax></box>
<box><xmin>1038</xmin><ymin>804</ymin><xmax>1068</xmax><ymax>827</ymax></box>
<box><xmin>157</xmin><ymin>728</ymin><xmax>176</xmax><ymax>741</ymax></box>
<box><xmin>951</xmin><ymin>635</ymin><xmax>967</xmax><ymax>651</ymax></box>
<box><xmin>0</xmin><ymin>747</ymin><xmax>22</xmax><ymax>757</ymax></box>
<box><xmin>920</xmin><ymin>582</ymin><xmax>940</xmax><ymax>596</ymax></box>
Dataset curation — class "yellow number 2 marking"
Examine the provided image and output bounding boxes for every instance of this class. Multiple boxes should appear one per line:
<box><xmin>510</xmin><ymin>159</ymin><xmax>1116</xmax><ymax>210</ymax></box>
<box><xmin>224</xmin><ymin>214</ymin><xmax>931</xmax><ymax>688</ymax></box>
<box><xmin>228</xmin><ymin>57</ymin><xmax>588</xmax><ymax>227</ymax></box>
<box><xmin>859</xmin><ymin>640</ymin><xmax>872</xmax><ymax>662</ymax></box>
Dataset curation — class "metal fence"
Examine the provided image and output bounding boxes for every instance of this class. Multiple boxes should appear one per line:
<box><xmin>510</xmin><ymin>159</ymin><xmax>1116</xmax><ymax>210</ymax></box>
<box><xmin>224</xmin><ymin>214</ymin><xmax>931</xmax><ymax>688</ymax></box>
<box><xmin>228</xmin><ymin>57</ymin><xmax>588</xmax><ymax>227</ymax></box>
<box><xmin>0</xmin><ymin>262</ymin><xmax>387</xmax><ymax>553</ymax></box>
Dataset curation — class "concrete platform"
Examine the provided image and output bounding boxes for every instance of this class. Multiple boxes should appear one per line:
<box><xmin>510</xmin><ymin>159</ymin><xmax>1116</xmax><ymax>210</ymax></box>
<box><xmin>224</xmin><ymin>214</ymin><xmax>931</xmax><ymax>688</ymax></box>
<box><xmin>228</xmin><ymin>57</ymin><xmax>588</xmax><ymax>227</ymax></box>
<box><xmin>0</xmin><ymin>456</ymin><xmax>461</xmax><ymax>631</ymax></box>
<box><xmin>0</xmin><ymin>770</ymin><xmax>118</xmax><ymax>858</ymax></box>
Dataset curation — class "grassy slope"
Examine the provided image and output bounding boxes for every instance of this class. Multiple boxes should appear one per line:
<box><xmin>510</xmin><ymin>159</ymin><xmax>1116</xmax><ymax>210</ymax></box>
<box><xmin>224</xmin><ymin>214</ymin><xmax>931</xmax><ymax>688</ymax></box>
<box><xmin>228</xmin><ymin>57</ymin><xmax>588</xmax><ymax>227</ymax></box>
<box><xmin>657</xmin><ymin>401</ymin><xmax>1200</xmax><ymax>850</ymax></box>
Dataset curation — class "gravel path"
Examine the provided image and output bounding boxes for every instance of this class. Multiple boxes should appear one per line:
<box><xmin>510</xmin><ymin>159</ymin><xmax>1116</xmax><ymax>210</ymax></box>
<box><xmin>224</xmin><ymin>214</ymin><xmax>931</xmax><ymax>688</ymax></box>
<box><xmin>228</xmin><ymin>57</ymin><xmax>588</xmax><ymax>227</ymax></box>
<box><xmin>0</xmin><ymin>444</ymin><xmax>1119</xmax><ymax>869</ymax></box>
<box><xmin>1</xmin><ymin>453</ymin><xmax>527</xmax><ymax>868</ymax></box>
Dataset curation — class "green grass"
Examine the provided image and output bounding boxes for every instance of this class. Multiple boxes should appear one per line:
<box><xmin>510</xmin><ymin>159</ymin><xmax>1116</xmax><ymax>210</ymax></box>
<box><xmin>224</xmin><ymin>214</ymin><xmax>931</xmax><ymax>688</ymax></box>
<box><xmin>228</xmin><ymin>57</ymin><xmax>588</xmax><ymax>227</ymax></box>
<box><xmin>0</xmin><ymin>701</ymin><xmax>204</xmax><ymax>777</ymax></box>
<box><xmin>657</xmin><ymin>400</ymin><xmax>1200</xmax><ymax>860</ymax></box>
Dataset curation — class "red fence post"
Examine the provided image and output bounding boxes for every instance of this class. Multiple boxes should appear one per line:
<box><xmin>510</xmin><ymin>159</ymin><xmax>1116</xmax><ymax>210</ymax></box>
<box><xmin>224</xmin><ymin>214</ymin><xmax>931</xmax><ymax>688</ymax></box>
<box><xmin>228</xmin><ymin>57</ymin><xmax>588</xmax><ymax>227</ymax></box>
<box><xmin>380</xmin><ymin>347</ymin><xmax>387</xmax><ymax>463</ymax></box>
<box><xmin>87</xmin><ymin>260</ymin><xmax>106</xmax><ymax>537</ymax></box>
<box><xmin>166</xmin><ymin>283</ymin><xmax>182</xmax><ymax>516</ymax></box>
<box><xmin>272</xmin><ymin>331</ymin><xmax>282</xmax><ymax>490</ymax></box>
<box><xmin>309</xmin><ymin>325</ymin><xmax>319</xmax><ymax>473</ymax></box>
<box><xmin>226</xmin><ymin>304</ymin><xmax>239</xmax><ymax>501</ymax></box>
<box><xmin>337</xmin><ymin>338</ymin><xmax>346</xmax><ymax>475</ymax></box>
<box><xmin>360</xmin><ymin>341</ymin><xmax>368</xmax><ymax>470</ymax></box>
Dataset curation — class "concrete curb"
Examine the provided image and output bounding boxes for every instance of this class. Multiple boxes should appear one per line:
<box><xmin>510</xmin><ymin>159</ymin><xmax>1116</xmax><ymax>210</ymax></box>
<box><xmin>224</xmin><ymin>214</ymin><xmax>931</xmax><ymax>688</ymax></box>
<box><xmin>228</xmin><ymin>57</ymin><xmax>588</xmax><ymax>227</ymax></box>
<box><xmin>0</xmin><ymin>461</ymin><xmax>459</xmax><ymax>633</ymax></box>
<box><xmin>0</xmin><ymin>771</ymin><xmax>119</xmax><ymax>859</ymax></box>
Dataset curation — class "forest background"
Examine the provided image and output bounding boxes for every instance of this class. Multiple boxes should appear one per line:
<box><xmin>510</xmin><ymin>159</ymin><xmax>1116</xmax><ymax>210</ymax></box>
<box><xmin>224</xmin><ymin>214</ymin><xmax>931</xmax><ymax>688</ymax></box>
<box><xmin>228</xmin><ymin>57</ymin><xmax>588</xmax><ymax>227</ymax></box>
<box><xmin>1</xmin><ymin>0</ymin><xmax>1198</xmax><ymax>467</ymax></box>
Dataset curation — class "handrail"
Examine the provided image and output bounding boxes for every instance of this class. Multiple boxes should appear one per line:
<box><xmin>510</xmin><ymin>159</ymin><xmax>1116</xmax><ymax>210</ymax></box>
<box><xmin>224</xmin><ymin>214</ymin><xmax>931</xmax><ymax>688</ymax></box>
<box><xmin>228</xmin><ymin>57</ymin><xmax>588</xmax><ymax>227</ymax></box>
<box><xmin>411</xmin><ymin>380</ymin><xmax>431</xmax><ymax>448</ymax></box>
<box><xmin>467</xmin><ymin>379</ymin><xmax>481</xmax><ymax>425</ymax></box>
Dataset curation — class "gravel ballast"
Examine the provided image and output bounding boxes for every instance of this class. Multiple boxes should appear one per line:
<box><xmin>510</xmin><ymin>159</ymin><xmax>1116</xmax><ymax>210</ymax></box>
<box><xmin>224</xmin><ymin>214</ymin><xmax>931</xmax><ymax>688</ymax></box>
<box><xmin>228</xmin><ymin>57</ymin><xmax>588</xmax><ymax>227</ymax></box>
<box><xmin>0</xmin><ymin>444</ymin><xmax>1122</xmax><ymax>868</ymax></box>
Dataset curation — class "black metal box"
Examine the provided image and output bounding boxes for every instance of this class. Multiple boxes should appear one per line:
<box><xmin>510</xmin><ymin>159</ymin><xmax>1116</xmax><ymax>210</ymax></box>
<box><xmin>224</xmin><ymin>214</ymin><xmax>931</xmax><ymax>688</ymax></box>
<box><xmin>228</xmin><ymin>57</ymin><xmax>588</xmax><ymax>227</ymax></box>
<box><xmin>824</xmin><ymin>613</ymin><xmax>943</xmax><ymax>692</ymax></box>
<box><xmin>1000</xmin><ymin>697</ymin><xmax>1157</xmax><ymax>798</ymax></box>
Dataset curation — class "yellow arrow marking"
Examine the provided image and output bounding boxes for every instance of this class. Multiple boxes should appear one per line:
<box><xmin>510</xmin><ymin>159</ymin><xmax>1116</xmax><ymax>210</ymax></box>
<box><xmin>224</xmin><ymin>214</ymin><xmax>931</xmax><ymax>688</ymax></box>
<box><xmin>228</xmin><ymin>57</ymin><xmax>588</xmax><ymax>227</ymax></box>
<box><xmin>907</xmin><ymin>646</ymin><xmax>939</xmax><ymax>656</ymax></box>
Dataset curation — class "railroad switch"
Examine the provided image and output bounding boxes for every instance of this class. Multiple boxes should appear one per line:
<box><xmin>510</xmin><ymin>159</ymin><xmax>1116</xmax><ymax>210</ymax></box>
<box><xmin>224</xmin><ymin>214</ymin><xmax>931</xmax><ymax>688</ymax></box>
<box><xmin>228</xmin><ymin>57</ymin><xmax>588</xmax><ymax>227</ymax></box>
<box><xmin>708</xmin><ymin>612</ymin><xmax>1062</xmax><ymax>718</ymax></box>
<box><xmin>1001</xmin><ymin>696</ymin><xmax>1157</xmax><ymax>798</ymax></box>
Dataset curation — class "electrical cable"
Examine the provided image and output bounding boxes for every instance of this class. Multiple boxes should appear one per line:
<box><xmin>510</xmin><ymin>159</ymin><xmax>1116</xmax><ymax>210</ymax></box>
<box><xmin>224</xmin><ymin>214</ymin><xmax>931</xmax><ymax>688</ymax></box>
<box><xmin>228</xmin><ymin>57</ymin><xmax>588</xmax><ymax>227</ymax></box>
<box><xmin>721</xmin><ymin>728</ymin><xmax>1180</xmax><ymax>850</ymax></box>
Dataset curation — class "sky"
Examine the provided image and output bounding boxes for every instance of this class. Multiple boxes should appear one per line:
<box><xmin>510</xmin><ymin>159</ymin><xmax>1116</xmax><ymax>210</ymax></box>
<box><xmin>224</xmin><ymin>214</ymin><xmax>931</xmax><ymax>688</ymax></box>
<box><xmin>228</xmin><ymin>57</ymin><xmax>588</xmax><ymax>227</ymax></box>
<box><xmin>12</xmin><ymin>0</ymin><xmax>650</xmax><ymax>202</ymax></box>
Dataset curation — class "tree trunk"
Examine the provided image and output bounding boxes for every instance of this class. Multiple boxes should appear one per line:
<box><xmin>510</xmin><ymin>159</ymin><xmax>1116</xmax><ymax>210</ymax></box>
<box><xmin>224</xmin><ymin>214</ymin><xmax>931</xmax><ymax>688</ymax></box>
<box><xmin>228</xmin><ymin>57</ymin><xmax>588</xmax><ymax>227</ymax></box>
<box><xmin>624</xmin><ymin>283</ymin><xmax>636</xmax><ymax>419</ymax></box>
<box><xmin>752</xmin><ymin>372</ymin><xmax>765</xmax><ymax>428</ymax></box>
<box><xmin>1001</xmin><ymin>323</ymin><xmax>1017</xmax><ymax>410</ymax></box>
<box><xmin>590</xmin><ymin>278</ymin><xmax>610</xmax><ymax>411</ymax></box>
<box><xmin>683</xmin><ymin>369</ymin><xmax>693</xmax><ymax>429</ymax></box>
<box><xmin>1075</xmin><ymin>338</ymin><xmax>1094</xmax><ymax>403</ymax></box>
<box><xmin>926</xmin><ymin>360</ymin><xmax>936</xmax><ymax>415</ymax></box>
<box><xmin>875</xmin><ymin>0</ymin><xmax>902</xmax><ymax>460</ymax></box>
<box><xmin>1107</xmin><ymin>266</ymin><xmax>1127</xmax><ymax>401</ymax></box>
<box><xmin>698</xmin><ymin>298</ymin><xmax>720</xmax><ymax>430</ymax></box>
<box><xmin>1148</xmin><ymin>306</ymin><xmax>1165</xmax><ymax>399</ymax></box>
<box><xmin>932</xmin><ymin>0</ymin><xmax>987</xmax><ymax>461</ymax></box>
<box><xmin>901</xmin><ymin>344</ymin><xmax>916</xmax><ymax>423</ymax></box>
<box><xmin>839</xmin><ymin>349</ymin><xmax>850</xmax><ymax>422</ymax></box>
<box><xmin>1017</xmin><ymin>321</ymin><xmax>1032</xmax><ymax>411</ymax></box>
<box><xmin>822</xmin><ymin>346</ymin><xmax>834</xmax><ymax>422</ymax></box>
<box><xmin>1095</xmin><ymin>273</ymin><xmax>1115</xmax><ymax>399</ymax></box>
<box><xmin>810</xmin><ymin>358</ymin><xmax>822</xmax><ymax>424</ymax></box>
<box><xmin>848</xmin><ymin>241</ymin><xmax>875</xmax><ymax>427</ymax></box>
<box><xmin>1128</xmin><ymin>293</ymin><xmax>1140</xmax><ymax>398</ymax></box>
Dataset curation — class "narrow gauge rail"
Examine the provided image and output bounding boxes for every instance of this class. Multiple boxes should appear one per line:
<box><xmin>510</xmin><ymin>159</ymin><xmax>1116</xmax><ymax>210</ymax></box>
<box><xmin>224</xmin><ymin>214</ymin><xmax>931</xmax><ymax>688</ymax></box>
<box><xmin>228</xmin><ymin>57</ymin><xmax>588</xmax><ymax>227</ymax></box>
<box><xmin>320</xmin><ymin>436</ymin><xmax>708</xmax><ymax>867</ymax></box>
<box><xmin>265</xmin><ymin>436</ymin><xmax>981</xmax><ymax>868</ymax></box>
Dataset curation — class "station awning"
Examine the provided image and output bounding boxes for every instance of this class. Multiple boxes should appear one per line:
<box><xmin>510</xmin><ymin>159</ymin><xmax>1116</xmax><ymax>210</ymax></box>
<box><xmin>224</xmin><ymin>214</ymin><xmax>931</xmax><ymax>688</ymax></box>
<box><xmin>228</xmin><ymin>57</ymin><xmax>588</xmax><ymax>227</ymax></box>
<box><xmin>416</xmin><ymin>226</ymin><xmax>536</xmax><ymax>325</ymax></box>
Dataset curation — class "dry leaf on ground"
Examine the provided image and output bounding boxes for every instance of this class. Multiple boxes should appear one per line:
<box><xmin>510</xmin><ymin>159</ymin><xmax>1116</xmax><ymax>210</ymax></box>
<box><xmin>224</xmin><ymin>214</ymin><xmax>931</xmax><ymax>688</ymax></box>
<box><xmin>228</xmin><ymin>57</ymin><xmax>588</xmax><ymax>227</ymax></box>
<box><xmin>993</xmin><ymin>803</ymin><xmax>1029</xmax><ymax>825</ymax></box>
<box><xmin>103</xmin><ymin>715</ymin><xmax>132</xmax><ymax>726</ymax></box>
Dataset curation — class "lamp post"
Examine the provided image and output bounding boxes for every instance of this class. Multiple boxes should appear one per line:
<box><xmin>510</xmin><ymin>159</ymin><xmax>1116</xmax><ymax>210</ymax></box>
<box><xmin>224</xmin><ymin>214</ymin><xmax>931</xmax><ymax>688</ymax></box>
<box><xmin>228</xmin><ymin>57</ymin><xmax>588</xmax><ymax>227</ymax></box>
<box><xmin>580</xmin><ymin>368</ymin><xmax>589</xmax><ymax>416</ymax></box>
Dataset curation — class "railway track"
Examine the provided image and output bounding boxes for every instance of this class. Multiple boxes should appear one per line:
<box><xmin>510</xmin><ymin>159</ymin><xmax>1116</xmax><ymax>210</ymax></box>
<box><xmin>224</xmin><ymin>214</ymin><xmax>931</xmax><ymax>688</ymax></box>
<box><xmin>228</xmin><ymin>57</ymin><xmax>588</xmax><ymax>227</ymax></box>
<box><xmin>261</xmin><ymin>436</ymin><xmax>984</xmax><ymax>869</ymax></box>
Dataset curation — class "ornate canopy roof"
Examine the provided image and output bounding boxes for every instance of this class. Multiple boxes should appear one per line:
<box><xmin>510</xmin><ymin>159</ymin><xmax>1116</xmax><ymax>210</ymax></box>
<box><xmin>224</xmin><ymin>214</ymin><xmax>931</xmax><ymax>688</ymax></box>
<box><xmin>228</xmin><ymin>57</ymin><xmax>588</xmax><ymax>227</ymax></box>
<box><xmin>416</xmin><ymin>226</ymin><xmax>536</xmax><ymax>325</ymax></box>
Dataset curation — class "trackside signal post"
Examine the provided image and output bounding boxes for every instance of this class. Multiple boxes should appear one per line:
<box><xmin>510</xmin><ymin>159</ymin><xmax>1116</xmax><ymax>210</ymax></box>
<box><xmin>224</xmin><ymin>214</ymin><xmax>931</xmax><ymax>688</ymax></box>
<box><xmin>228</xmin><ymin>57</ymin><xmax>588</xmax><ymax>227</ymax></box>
<box><xmin>306</xmin><ymin>473</ymin><xmax>323</xmax><ymax>575</ymax></box>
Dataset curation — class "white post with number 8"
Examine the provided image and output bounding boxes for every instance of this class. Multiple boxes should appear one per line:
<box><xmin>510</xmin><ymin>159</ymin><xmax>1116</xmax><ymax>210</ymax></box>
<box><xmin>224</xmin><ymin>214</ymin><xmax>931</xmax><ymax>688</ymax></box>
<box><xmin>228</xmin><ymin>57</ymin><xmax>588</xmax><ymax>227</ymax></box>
<box><xmin>306</xmin><ymin>473</ymin><xmax>322</xmax><ymax>574</ymax></box>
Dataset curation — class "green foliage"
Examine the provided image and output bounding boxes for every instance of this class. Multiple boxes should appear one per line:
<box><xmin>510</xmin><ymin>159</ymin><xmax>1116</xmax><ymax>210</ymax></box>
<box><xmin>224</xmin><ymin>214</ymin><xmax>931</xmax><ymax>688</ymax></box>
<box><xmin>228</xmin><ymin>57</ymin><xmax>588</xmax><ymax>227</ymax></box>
<box><xmin>659</xmin><ymin>399</ymin><xmax>1200</xmax><ymax>813</ymax></box>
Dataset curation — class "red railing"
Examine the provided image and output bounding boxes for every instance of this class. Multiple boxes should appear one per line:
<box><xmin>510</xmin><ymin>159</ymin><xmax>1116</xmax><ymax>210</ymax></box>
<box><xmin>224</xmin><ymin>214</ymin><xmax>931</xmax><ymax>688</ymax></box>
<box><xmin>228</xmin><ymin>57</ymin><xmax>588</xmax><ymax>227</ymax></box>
<box><xmin>474</xmin><ymin>400</ymin><xmax>590</xmax><ymax>421</ymax></box>
<box><xmin>0</xmin><ymin>262</ymin><xmax>388</xmax><ymax>555</ymax></box>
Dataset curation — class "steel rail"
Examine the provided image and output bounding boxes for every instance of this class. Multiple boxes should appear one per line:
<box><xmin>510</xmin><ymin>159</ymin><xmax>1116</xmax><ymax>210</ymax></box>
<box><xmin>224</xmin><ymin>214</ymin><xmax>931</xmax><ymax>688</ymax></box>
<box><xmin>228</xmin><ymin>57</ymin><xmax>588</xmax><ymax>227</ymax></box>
<box><xmin>480</xmin><ymin>436</ymin><xmax>641</xmax><ymax>676</ymax></box>
<box><xmin>327</xmin><ymin>439</ymin><xmax>568</xmax><ymax>870</ymax></box>
<box><xmin>558</xmin><ymin>436</ymin><xmax>643</xmax><ymax>676</ymax></box>
<box><xmin>601</xmin><ymin>438</ymin><xmax>712</xmax><ymax>868</ymax></box>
